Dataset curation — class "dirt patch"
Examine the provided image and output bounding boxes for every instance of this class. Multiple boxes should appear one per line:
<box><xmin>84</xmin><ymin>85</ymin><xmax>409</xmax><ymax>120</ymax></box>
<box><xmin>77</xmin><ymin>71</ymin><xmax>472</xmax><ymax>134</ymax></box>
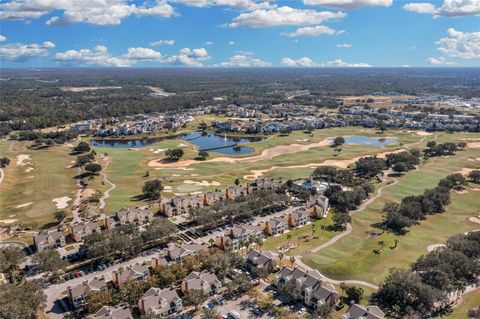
<box><xmin>456</xmin><ymin>189</ymin><xmax>470</xmax><ymax>194</ymax></box>
<box><xmin>60</xmin><ymin>86</ymin><xmax>121</xmax><ymax>92</ymax></box>
<box><xmin>52</xmin><ymin>196</ymin><xmax>72</xmax><ymax>209</ymax></box>
<box><xmin>427</xmin><ymin>244</ymin><xmax>446</xmax><ymax>252</ymax></box>
<box><xmin>153</xmin><ymin>148</ymin><xmax>167</xmax><ymax>154</ymax></box>
<box><xmin>457</xmin><ymin>168</ymin><xmax>475</xmax><ymax>176</ymax></box>
<box><xmin>467</xmin><ymin>142</ymin><xmax>480</xmax><ymax>149</ymax></box>
<box><xmin>15</xmin><ymin>202</ymin><xmax>32</xmax><ymax>208</ymax></box>
<box><xmin>16</xmin><ymin>154</ymin><xmax>32</xmax><ymax>166</ymax></box>
<box><xmin>469</xmin><ymin>216</ymin><xmax>480</xmax><ymax>225</ymax></box>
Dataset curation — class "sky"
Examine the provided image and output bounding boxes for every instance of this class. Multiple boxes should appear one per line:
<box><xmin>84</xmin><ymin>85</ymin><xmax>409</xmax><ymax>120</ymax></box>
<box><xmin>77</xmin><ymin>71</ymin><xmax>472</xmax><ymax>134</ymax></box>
<box><xmin>0</xmin><ymin>0</ymin><xmax>479</xmax><ymax>68</ymax></box>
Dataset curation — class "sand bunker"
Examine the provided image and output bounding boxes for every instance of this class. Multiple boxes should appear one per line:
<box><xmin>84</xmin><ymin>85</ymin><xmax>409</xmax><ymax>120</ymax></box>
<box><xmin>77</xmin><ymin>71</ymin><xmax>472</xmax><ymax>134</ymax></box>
<box><xmin>178</xmin><ymin>143</ymin><xmax>188</xmax><ymax>148</ymax></box>
<box><xmin>15</xmin><ymin>202</ymin><xmax>32</xmax><ymax>208</ymax></box>
<box><xmin>25</xmin><ymin>167</ymin><xmax>34</xmax><ymax>173</ymax></box>
<box><xmin>455</xmin><ymin>189</ymin><xmax>470</xmax><ymax>194</ymax></box>
<box><xmin>427</xmin><ymin>244</ymin><xmax>446</xmax><ymax>252</ymax></box>
<box><xmin>243</xmin><ymin>149</ymin><xmax>405</xmax><ymax>180</ymax></box>
<box><xmin>163</xmin><ymin>186</ymin><xmax>173</xmax><ymax>193</ymax></box>
<box><xmin>148</xmin><ymin>138</ymin><xmax>332</xmax><ymax>169</ymax></box>
<box><xmin>52</xmin><ymin>196</ymin><xmax>72</xmax><ymax>209</ymax></box>
<box><xmin>153</xmin><ymin>148</ymin><xmax>167</xmax><ymax>154</ymax></box>
<box><xmin>469</xmin><ymin>216</ymin><xmax>480</xmax><ymax>225</ymax></box>
<box><xmin>183</xmin><ymin>180</ymin><xmax>221</xmax><ymax>186</ymax></box>
<box><xmin>16</xmin><ymin>154</ymin><xmax>32</xmax><ymax>166</ymax></box>
<box><xmin>457</xmin><ymin>168</ymin><xmax>475</xmax><ymax>176</ymax></box>
<box><xmin>0</xmin><ymin>219</ymin><xmax>18</xmax><ymax>224</ymax></box>
<box><xmin>467</xmin><ymin>142</ymin><xmax>480</xmax><ymax>149</ymax></box>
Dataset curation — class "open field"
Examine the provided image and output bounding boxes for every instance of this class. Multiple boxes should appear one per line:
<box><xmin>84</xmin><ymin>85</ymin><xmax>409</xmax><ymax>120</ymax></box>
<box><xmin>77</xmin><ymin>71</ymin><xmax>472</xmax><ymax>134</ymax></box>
<box><xmin>302</xmin><ymin>137</ymin><xmax>480</xmax><ymax>284</ymax></box>
<box><xmin>0</xmin><ymin>140</ymin><xmax>78</xmax><ymax>227</ymax></box>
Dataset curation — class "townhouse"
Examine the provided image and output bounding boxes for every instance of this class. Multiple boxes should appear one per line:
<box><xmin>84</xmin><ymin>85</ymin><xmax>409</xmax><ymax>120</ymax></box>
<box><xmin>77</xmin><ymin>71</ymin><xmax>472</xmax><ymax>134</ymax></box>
<box><xmin>288</xmin><ymin>207</ymin><xmax>310</xmax><ymax>227</ymax></box>
<box><xmin>306</xmin><ymin>195</ymin><xmax>330</xmax><ymax>219</ymax></box>
<box><xmin>225</xmin><ymin>185</ymin><xmax>248</xmax><ymax>200</ymax></box>
<box><xmin>165</xmin><ymin>242</ymin><xmax>208</xmax><ymax>262</ymax></box>
<box><xmin>33</xmin><ymin>230</ymin><xmax>65</xmax><ymax>251</ymax></box>
<box><xmin>216</xmin><ymin>224</ymin><xmax>264</xmax><ymax>251</ymax></box>
<box><xmin>342</xmin><ymin>304</ymin><xmax>385</xmax><ymax>319</ymax></box>
<box><xmin>263</xmin><ymin>217</ymin><xmax>288</xmax><ymax>236</ymax></box>
<box><xmin>138</xmin><ymin>287</ymin><xmax>183</xmax><ymax>317</ymax></box>
<box><xmin>71</xmin><ymin>221</ymin><xmax>101</xmax><ymax>242</ymax></box>
<box><xmin>68</xmin><ymin>276</ymin><xmax>108</xmax><ymax>309</ymax></box>
<box><xmin>275</xmin><ymin>266</ymin><xmax>339</xmax><ymax>309</ymax></box>
<box><xmin>88</xmin><ymin>305</ymin><xmax>133</xmax><ymax>319</ymax></box>
<box><xmin>181</xmin><ymin>271</ymin><xmax>222</xmax><ymax>296</ymax></box>
<box><xmin>112</xmin><ymin>263</ymin><xmax>150</xmax><ymax>288</ymax></box>
<box><xmin>105</xmin><ymin>208</ymin><xmax>153</xmax><ymax>230</ymax></box>
<box><xmin>245</xmin><ymin>249</ymin><xmax>277</xmax><ymax>273</ymax></box>
<box><xmin>160</xmin><ymin>194</ymin><xmax>204</xmax><ymax>217</ymax></box>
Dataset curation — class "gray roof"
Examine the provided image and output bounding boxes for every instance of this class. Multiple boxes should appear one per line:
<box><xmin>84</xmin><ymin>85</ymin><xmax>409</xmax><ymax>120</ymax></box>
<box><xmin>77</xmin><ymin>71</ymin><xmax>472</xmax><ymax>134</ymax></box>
<box><xmin>69</xmin><ymin>276</ymin><xmax>107</xmax><ymax>299</ymax></box>
<box><xmin>141</xmin><ymin>287</ymin><xmax>181</xmax><ymax>314</ymax></box>
<box><xmin>89</xmin><ymin>305</ymin><xmax>133</xmax><ymax>319</ymax></box>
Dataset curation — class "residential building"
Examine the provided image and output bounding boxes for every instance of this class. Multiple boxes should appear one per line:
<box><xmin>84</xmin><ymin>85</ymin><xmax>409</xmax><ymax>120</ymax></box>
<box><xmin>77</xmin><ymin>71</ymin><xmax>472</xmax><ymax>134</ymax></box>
<box><xmin>275</xmin><ymin>266</ymin><xmax>339</xmax><ymax>309</ymax></box>
<box><xmin>288</xmin><ymin>207</ymin><xmax>310</xmax><ymax>227</ymax></box>
<box><xmin>33</xmin><ymin>230</ymin><xmax>65</xmax><ymax>251</ymax></box>
<box><xmin>181</xmin><ymin>271</ymin><xmax>222</xmax><ymax>296</ymax></box>
<box><xmin>216</xmin><ymin>224</ymin><xmax>264</xmax><ymax>251</ymax></box>
<box><xmin>342</xmin><ymin>304</ymin><xmax>385</xmax><ymax>319</ymax></box>
<box><xmin>112</xmin><ymin>264</ymin><xmax>150</xmax><ymax>288</ymax></box>
<box><xmin>160</xmin><ymin>194</ymin><xmax>204</xmax><ymax>217</ymax></box>
<box><xmin>264</xmin><ymin>217</ymin><xmax>288</xmax><ymax>236</ymax></box>
<box><xmin>68</xmin><ymin>276</ymin><xmax>107</xmax><ymax>309</ymax></box>
<box><xmin>246</xmin><ymin>249</ymin><xmax>277</xmax><ymax>273</ymax></box>
<box><xmin>204</xmin><ymin>190</ymin><xmax>226</xmax><ymax>206</ymax></box>
<box><xmin>225</xmin><ymin>185</ymin><xmax>248</xmax><ymax>200</ymax></box>
<box><xmin>306</xmin><ymin>195</ymin><xmax>329</xmax><ymax>219</ymax></box>
<box><xmin>88</xmin><ymin>305</ymin><xmax>133</xmax><ymax>319</ymax></box>
<box><xmin>248</xmin><ymin>178</ymin><xmax>282</xmax><ymax>192</ymax></box>
<box><xmin>138</xmin><ymin>288</ymin><xmax>183</xmax><ymax>317</ymax></box>
<box><xmin>165</xmin><ymin>242</ymin><xmax>208</xmax><ymax>262</ymax></box>
<box><xmin>71</xmin><ymin>221</ymin><xmax>101</xmax><ymax>242</ymax></box>
<box><xmin>105</xmin><ymin>208</ymin><xmax>153</xmax><ymax>230</ymax></box>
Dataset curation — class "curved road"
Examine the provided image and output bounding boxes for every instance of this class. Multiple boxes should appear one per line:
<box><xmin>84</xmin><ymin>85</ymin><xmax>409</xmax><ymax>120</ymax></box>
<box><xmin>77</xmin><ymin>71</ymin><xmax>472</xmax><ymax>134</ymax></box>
<box><xmin>99</xmin><ymin>166</ymin><xmax>116</xmax><ymax>210</ymax></box>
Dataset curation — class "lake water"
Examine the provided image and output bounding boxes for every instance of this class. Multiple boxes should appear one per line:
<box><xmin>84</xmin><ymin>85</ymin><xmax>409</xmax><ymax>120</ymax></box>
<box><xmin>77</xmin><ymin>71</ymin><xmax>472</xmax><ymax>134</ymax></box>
<box><xmin>91</xmin><ymin>132</ymin><xmax>264</xmax><ymax>155</ymax></box>
<box><xmin>344</xmin><ymin>136</ymin><xmax>397</xmax><ymax>147</ymax></box>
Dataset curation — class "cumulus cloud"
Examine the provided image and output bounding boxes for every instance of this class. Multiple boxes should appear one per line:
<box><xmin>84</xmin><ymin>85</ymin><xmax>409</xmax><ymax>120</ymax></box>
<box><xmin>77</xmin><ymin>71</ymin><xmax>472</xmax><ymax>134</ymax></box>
<box><xmin>303</xmin><ymin>0</ymin><xmax>392</xmax><ymax>10</ymax></box>
<box><xmin>436</xmin><ymin>28</ymin><xmax>480</xmax><ymax>59</ymax></box>
<box><xmin>218</xmin><ymin>53</ymin><xmax>271</xmax><ymax>67</ymax></box>
<box><xmin>163</xmin><ymin>47</ymin><xmax>211</xmax><ymax>66</ymax></box>
<box><xmin>427</xmin><ymin>56</ymin><xmax>454</xmax><ymax>65</ymax></box>
<box><xmin>282</xmin><ymin>25</ymin><xmax>344</xmax><ymax>37</ymax></box>
<box><xmin>172</xmin><ymin>0</ymin><xmax>273</xmax><ymax>9</ymax></box>
<box><xmin>403</xmin><ymin>0</ymin><xmax>480</xmax><ymax>17</ymax></box>
<box><xmin>227</xmin><ymin>6</ymin><xmax>346</xmax><ymax>28</ymax></box>
<box><xmin>281</xmin><ymin>57</ymin><xmax>371</xmax><ymax>67</ymax></box>
<box><xmin>0</xmin><ymin>0</ymin><xmax>176</xmax><ymax>25</ymax></box>
<box><xmin>0</xmin><ymin>39</ymin><xmax>55</xmax><ymax>62</ymax></box>
<box><xmin>205</xmin><ymin>41</ymin><xmax>214</xmax><ymax>45</ymax></box>
<box><xmin>228</xmin><ymin>41</ymin><xmax>236</xmax><ymax>45</ymax></box>
<box><xmin>336</xmin><ymin>43</ymin><xmax>352</xmax><ymax>48</ymax></box>
<box><xmin>150</xmin><ymin>39</ymin><xmax>175</xmax><ymax>46</ymax></box>
<box><xmin>54</xmin><ymin>45</ymin><xmax>211</xmax><ymax>67</ymax></box>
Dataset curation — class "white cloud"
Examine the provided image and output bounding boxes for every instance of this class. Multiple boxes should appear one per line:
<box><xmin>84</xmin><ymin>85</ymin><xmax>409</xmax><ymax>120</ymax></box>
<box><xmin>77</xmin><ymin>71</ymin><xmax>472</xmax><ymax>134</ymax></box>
<box><xmin>218</xmin><ymin>53</ymin><xmax>271</xmax><ymax>67</ymax></box>
<box><xmin>205</xmin><ymin>41</ymin><xmax>214</xmax><ymax>45</ymax></box>
<box><xmin>403</xmin><ymin>2</ymin><xmax>437</xmax><ymax>14</ymax></box>
<box><xmin>427</xmin><ymin>56</ymin><xmax>454</xmax><ymax>65</ymax></box>
<box><xmin>0</xmin><ymin>0</ymin><xmax>176</xmax><ymax>25</ymax></box>
<box><xmin>54</xmin><ymin>45</ymin><xmax>211</xmax><ymax>67</ymax></box>
<box><xmin>163</xmin><ymin>47</ymin><xmax>211</xmax><ymax>66</ymax></box>
<box><xmin>401</xmin><ymin>64</ymin><xmax>411</xmax><ymax>67</ymax></box>
<box><xmin>54</xmin><ymin>45</ymin><xmax>134</xmax><ymax>67</ymax></box>
<box><xmin>336</xmin><ymin>43</ymin><xmax>352</xmax><ymax>48</ymax></box>
<box><xmin>123</xmin><ymin>47</ymin><xmax>162</xmax><ymax>60</ymax></box>
<box><xmin>150</xmin><ymin>39</ymin><xmax>175</xmax><ymax>46</ymax></box>
<box><xmin>172</xmin><ymin>0</ymin><xmax>273</xmax><ymax>9</ymax></box>
<box><xmin>281</xmin><ymin>57</ymin><xmax>371</xmax><ymax>67</ymax></box>
<box><xmin>436</xmin><ymin>28</ymin><xmax>480</xmax><ymax>59</ymax></box>
<box><xmin>0</xmin><ymin>35</ymin><xmax>6</xmax><ymax>42</ymax></box>
<box><xmin>0</xmin><ymin>40</ymin><xmax>55</xmax><ymax>62</ymax></box>
<box><xmin>281</xmin><ymin>57</ymin><xmax>317</xmax><ymax>66</ymax></box>
<box><xmin>227</xmin><ymin>6</ymin><xmax>346</xmax><ymax>28</ymax></box>
<box><xmin>303</xmin><ymin>0</ymin><xmax>392</xmax><ymax>10</ymax></box>
<box><xmin>403</xmin><ymin>0</ymin><xmax>480</xmax><ymax>17</ymax></box>
<box><xmin>228</xmin><ymin>41</ymin><xmax>236</xmax><ymax>45</ymax></box>
<box><xmin>282</xmin><ymin>25</ymin><xmax>344</xmax><ymax>37</ymax></box>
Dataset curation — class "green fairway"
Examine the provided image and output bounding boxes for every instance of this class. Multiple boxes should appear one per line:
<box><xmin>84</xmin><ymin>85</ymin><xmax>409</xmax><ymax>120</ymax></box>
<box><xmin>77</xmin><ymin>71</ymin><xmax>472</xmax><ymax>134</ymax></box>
<box><xmin>302</xmin><ymin>138</ymin><xmax>480</xmax><ymax>284</ymax></box>
<box><xmin>445</xmin><ymin>290</ymin><xmax>480</xmax><ymax>319</ymax></box>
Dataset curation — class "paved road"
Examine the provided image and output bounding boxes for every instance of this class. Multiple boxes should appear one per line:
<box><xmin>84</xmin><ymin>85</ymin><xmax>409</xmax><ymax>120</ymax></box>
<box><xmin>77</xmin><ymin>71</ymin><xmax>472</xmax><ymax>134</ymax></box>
<box><xmin>99</xmin><ymin>161</ymin><xmax>116</xmax><ymax>210</ymax></box>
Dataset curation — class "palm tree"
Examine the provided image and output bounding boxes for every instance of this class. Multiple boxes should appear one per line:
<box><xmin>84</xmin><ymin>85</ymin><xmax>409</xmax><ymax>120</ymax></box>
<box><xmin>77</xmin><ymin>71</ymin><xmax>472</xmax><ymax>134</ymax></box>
<box><xmin>255</xmin><ymin>237</ymin><xmax>263</xmax><ymax>250</ymax></box>
<box><xmin>278</xmin><ymin>252</ymin><xmax>284</xmax><ymax>266</ymax></box>
<box><xmin>208</xmin><ymin>238</ymin><xmax>215</xmax><ymax>247</ymax></box>
<box><xmin>289</xmin><ymin>256</ymin><xmax>296</xmax><ymax>267</ymax></box>
<box><xmin>286</xmin><ymin>233</ymin><xmax>291</xmax><ymax>244</ymax></box>
<box><xmin>311</xmin><ymin>223</ymin><xmax>316</xmax><ymax>238</ymax></box>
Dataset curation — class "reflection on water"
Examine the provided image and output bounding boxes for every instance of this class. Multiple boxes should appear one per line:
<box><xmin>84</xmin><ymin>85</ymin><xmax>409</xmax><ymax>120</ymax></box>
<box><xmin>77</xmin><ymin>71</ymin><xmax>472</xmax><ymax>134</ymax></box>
<box><xmin>344</xmin><ymin>136</ymin><xmax>397</xmax><ymax>147</ymax></box>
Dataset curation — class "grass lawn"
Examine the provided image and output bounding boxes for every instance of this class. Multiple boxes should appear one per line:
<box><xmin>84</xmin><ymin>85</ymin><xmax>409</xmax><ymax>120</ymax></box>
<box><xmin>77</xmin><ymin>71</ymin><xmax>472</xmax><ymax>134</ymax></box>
<box><xmin>261</xmin><ymin>215</ymin><xmax>341</xmax><ymax>256</ymax></box>
<box><xmin>0</xmin><ymin>140</ymin><xmax>78</xmax><ymax>228</ymax></box>
<box><xmin>445</xmin><ymin>290</ymin><xmax>480</xmax><ymax>319</ymax></box>
<box><xmin>302</xmin><ymin>138</ymin><xmax>480</xmax><ymax>284</ymax></box>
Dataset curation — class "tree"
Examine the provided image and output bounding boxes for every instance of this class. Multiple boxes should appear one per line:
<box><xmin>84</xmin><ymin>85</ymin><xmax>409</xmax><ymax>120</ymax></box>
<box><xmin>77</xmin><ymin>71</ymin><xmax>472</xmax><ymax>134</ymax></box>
<box><xmin>114</xmin><ymin>280</ymin><xmax>150</xmax><ymax>306</ymax></box>
<box><xmin>333</xmin><ymin>136</ymin><xmax>345</xmax><ymax>147</ymax></box>
<box><xmin>257</xmin><ymin>291</ymin><xmax>274</xmax><ymax>311</ymax></box>
<box><xmin>184</xmin><ymin>290</ymin><xmax>207</xmax><ymax>311</ymax></box>
<box><xmin>392</xmin><ymin>162</ymin><xmax>407</xmax><ymax>175</ymax></box>
<box><xmin>85</xmin><ymin>163</ymin><xmax>102</xmax><ymax>175</ymax></box>
<box><xmin>0</xmin><ymin>157</ymin><xmax>10</xmax><ymax>168</ymax></box>
<box><xmin>142</xmin><ymin>179</ymin><xmax>164</xmax><ymax>199</ymax></box>
<box><xmin>198</xmin><ymin>151</ymin><xmax>209</xmax><ymax>160</ymax></box>
<box><xmin>0</xmin><ymin>247</ymin><xmax>26</xmax><ymax>283</ymax></box>
<box><xmin>308</xmin><ymin>303</ymin><xmax>333</xmax><ymax>319</ymax></box>
<box><xmin>234</xmin><ymin>178</ymin><xmax>241</xmax><ymax>186</ymax></box>
<box><xmin>73</xmin><ymin>141</ymin><xmax>91</xmax><ymax>153</ymax></box>
<box><xmin>0</xmin><ymin>282</ymin><xmax>46</xmax><ymax>319</ymax></box>
<box><xmin>33</xmin><ymin>249</ymin><xmax>68</xmax><ymax>279</ymax></box>
<box><xmin>355</xmin><ymin>157</ymin><xmax>386</xmax><ymax>179</ymax></box>
<box><xmin>86</xmin><ymin>291</ymin><xmax>112</xmax><ymax>314</ymax></box>
<box><xmin>53</xmin><ymin>210</ymin><xmax>67</xmax><ymax>222</ymax></box>
<box><xmin>468</xmin><ymin>170</ymin><xmax>480</xmax><ymax>183</ymax></box>
<box><xmin>201</xmin><ymin>307</ymin><xmax>220</xmax><ymax>319</ymax></box>
<box><xmin>438</xmin><ymin>173</ymin><xmax>466</xmax><ymax>189</ymax></box>
<box><xmin>165</xmin><ymin>148</ymin><xmax>184</xmax><ymax>161</ymax></box>
<box><xmin>340</xmin><ymin>283</ymin><xmax>364</xmax><ymax>304</ymax></box>
<box><xmin>278</xmin><ymin>252</ymin><xmax>284</xmax><ymax>266</ymax></box>
<box><xmin>332</xmin><ymin>212</ymin><xmax>351</xmax><ymax>229</ymax></box>
<box><xmin>289</xmin><ymin>256</ymin><xmax>296</xmax><ymax>267</ymax></box>
<box><xmin>311</xmin><ymin>223</ymin><xmax>317</xmax><ymax>238</ymax></box>
<box><xmin>76</xmin><ymin>154</ymin><xmax>93</xmax><ymax>166</ymax></box>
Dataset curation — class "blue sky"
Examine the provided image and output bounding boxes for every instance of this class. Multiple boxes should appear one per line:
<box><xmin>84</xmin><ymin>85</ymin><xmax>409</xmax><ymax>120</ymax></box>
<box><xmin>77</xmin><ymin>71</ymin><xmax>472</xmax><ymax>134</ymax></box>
<box><xmin>0</xmin><ymin>0</ymin><xmax>479</xmax><ymax>68</ymax></box>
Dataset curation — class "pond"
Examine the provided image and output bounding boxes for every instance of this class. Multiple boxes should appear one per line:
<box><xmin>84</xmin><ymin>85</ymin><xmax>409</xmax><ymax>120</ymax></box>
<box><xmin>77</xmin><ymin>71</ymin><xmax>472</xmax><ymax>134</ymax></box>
<box><xmin>344</xmin><ymin>136</ymin><xmax>397</xmax><ymax>147</ymax></box>
<box><xmin>91</xmin><ymin>132</ymin><xmax>264</xmax><ymax>155</ymax></box>
<box><xmin>179</xmin><ymin>132</ymin><xmax>264</xmax><ymax>155</ymax></box>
